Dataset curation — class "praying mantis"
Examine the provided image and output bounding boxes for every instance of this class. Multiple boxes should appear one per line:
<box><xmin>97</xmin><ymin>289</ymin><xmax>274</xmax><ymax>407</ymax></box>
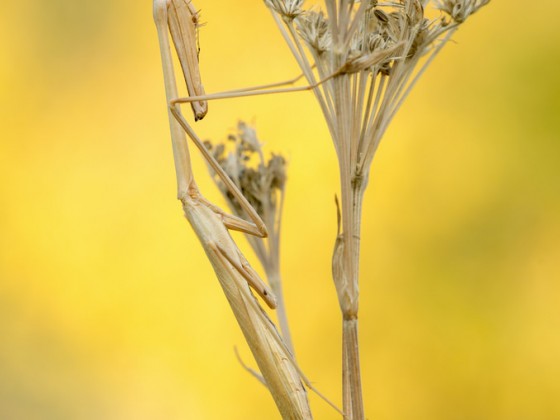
<box><xmin>152</xmin><ymin>1</ymin><xmax>343</xmax><ymax>418</ymax></box>
<box><xmin>154</xmin><ymin>0</ymin><xmax>279</xmax><ymax>310</ymax></box>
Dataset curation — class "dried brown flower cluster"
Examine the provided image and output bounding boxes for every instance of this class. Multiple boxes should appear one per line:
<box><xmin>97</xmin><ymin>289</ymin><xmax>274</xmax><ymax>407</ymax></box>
<box><xmin>265</xmin><ymin>0</ymin><xmax>491</xmax><ymax>178</ymax></box>
<box><xmin>435</xmin><ymin>0</ymin><xmax>490</xmax><ymax>23</ymax></box>
<box><xmin>205</xmin><ymin>122</ymin><xmax>286</xmax><ymax>225</ymax></box>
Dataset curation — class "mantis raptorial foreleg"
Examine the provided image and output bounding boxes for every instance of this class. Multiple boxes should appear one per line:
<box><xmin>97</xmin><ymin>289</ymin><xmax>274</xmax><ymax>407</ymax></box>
<box><xmin>171</xmin><ymin>68</ymin><xmax>339</xmax><ymax>106</ymax></box>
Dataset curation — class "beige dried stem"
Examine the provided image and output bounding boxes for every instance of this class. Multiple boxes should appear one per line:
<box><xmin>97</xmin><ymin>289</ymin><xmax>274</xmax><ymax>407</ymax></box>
<box><xmin>264</xmin><ymin>0</ymin><xmax>491</xmax><ymax>418</ymax></box>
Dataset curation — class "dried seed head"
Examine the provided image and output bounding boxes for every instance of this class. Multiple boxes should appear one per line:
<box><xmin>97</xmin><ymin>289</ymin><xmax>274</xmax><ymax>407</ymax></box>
<box><xmin>341</xmin><ymin>42</ymin><xmax>404</xmax><ymax>74</ymax></box>
<box><xmin>406</xmin><ymin>0</ymin><xmax>424</xmax><ymax>26</ymax></box>
<box><xmin>296</xmin><ymin>11</ymin><xmax>331</xmax><ymax>55</ymax></box>
<box><xmin>205</xmin><ymin>122</ymin><xmax>287</xmax><ymax>222</ymax></box>
<box><xmin>237</xmin><ymin>121</ymin><xmax>262</xmax><ymax>153</ymax></box>
<box><xmin>288</xmin><ymin>0</ymin><xmax>487</xmax><ymax>78</ymax></box>
<box><xmin>408</xmin><ymin>18</ymin><xmax>430</xmax><ymax>58</ymax></box>
<box><xmin>385</xmin><ymin>11</ymin><xmax>407</xmax><ymax>43</ymax></box>
<box><xmin>434</xmin><ymin>0</ymin><xmax>490</xmax><ymax>23</ymax></box>
<box><xmin>264</xmin><ymin>0</ymin><xmax>305</xmax><ymax>20</ymax></box>
<box><xmin>367</xmin><ymin>33</ymin><xmax>385</xmax><ymax>52</ymax></box>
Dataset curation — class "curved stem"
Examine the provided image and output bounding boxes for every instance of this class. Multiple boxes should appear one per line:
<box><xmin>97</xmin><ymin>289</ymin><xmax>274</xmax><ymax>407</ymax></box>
<box><xmin>333</xmin><ymin>144</ymin><xmax>366</xmax><ymax>419</ymax></box>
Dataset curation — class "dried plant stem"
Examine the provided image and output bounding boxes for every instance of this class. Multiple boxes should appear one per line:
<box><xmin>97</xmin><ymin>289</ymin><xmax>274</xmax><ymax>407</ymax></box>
<box><xmin>258</xmin><ymin>182</ymin><xmax>295</xmax><ymax>354</ymax></box>
<box><xmin>343</xmin><ymin>189</ymin><xmax>366</xmax><ymax>420</ymax></box>
<box><xmin>337</xmin><ymin>136</ymin><xmax>367</xmax><ymax>420</ymax></box>
<box><xmin>266</xmin><ymin>187</ymin><xmax>294</xmax><ymax>353</ymax></box>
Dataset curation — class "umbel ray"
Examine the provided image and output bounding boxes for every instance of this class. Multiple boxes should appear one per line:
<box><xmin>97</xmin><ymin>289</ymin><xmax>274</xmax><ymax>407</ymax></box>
<box><xmin>153</xmin><ymin>0</ymin><xmax>342</xmax><ymax>418</ymax></box>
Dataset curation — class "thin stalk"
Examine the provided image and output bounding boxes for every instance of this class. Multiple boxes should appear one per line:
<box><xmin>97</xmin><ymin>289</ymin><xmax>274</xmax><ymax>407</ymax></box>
<box><xmin>268</xmin><ymin>186</ymin><xmax>295</xmax><ymax>354</ymax></box>
<box><xmin>343</xmin><ymin>318</ymin><xmax>362</xmax><ymax>420</ymax></box>
<box><xmin>339</xmin><ymin>173</ymin><xmax>366</xmax><ymax>420</ymax></box>
<box><xmin>267</xmin><ymin>268</ymin><xmax>294</xmax><ymax>354</ymax></box>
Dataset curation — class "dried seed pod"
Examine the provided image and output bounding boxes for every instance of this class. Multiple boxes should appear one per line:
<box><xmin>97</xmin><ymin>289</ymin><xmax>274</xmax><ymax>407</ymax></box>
<box><xmin>374</xmin><ymin>9</ymin><xmax>389</xmax><ymax>24</ymax></box>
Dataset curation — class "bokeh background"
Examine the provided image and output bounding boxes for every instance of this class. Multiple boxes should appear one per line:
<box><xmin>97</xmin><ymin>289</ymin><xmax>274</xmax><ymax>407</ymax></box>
<box><xmin>1</xmin><ymin>1</ymin><xmax>559</xmax><ymax>419</ymax></box>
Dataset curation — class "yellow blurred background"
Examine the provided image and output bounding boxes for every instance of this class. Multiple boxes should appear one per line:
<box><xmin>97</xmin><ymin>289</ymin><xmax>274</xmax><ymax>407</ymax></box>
<box><xmin>1</xmin><ymin>1</ymin><xmax>559</xmax><ymax>419</ymax></box>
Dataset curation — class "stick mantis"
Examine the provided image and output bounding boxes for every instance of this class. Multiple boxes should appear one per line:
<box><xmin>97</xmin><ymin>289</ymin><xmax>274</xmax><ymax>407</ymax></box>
<box><xmin>153</xmin><ymin>1</ymin><xmax>347</xmax><ymax>418</ymax></box>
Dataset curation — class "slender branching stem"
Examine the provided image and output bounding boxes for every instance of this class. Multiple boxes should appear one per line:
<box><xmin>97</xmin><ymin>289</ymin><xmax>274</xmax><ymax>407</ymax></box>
<box><xmin>339</xmin><ymin>181</ymin><xmax>366</xmax><ymax>420</ymax></box>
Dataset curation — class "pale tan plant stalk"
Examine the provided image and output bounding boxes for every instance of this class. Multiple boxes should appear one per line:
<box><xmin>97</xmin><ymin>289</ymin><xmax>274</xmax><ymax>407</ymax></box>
<box><xmin>264</xmin><ymin>0</ymin><xmax>491</xmax><ymax>418</ymax></box>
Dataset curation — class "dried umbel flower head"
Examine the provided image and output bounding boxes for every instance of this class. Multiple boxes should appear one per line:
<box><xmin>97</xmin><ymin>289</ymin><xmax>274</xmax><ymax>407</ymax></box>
<box><xmin>293</xmin><ymin>1</ymin><xmax>428</xmax><ymax>75</ymax></box>
<box><xmin>435</xmin><ymin>0</ymin><xmax>491</xmax><ymax>23</ymax></box>
<box><xmin>264</xmin><ymin>0</ymin><xmax>305</xmax><ymax>20</ymax></box>
<box><xmin>205</xmin><ymin>122</ymin><xmax>286</xmax><ymax>222</ymax></box>
<box><xmin>296</xmin><ymin>11</ymin><xmax>331</xmax><ymax>54</ymax></box>
<box><xmin>265</xmin><ymin>0</ymin><xmax>492</xmax><ymax>182</ymax></box>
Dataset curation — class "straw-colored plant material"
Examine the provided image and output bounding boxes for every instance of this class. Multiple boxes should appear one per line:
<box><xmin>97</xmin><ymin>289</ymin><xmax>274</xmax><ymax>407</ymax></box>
<box><xmin>153</xmin><ymin>0</ymin><xmax>492</xmax><ymax>418</ymax></box>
